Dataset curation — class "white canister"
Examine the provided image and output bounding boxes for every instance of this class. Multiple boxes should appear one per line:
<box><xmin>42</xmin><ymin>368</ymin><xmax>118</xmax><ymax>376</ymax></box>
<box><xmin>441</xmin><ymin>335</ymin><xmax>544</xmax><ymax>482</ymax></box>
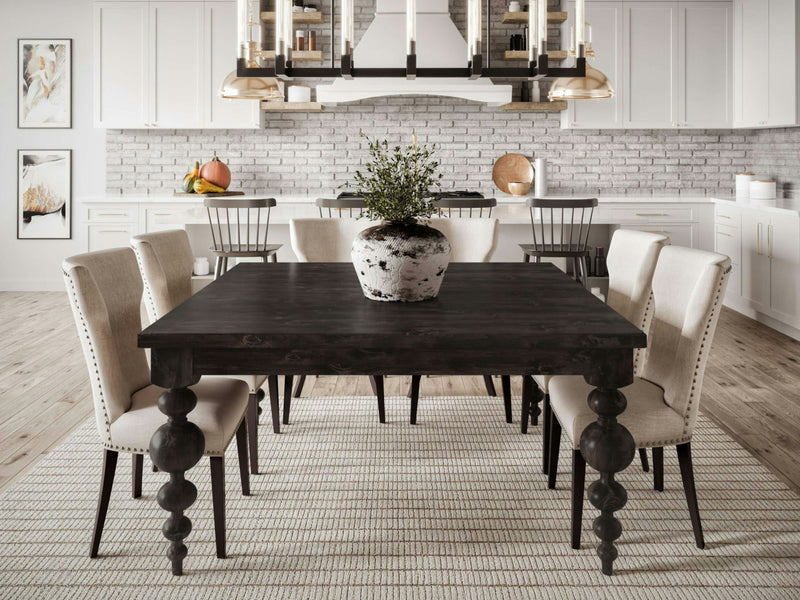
<box><xmin>749</xmin><ymin>179</ymin><xmax>777</xmax><ymax>201</ymax></box>
<box><xmin>193</xmin><ymin>257</ymin><xmax>210</xmax><ymax>276</ymax></box>
<box><xmin>287</xmin><ymin>85</ymin><xmax>311</xmax><ymax>103</ymax></box>
<box><xmin>735</xmin><ymin>173</ymin><xmax>755</xmax><ymax>202</ymax></box>
<box><xmin>509</xmin><ymin>1</ymin><xmax>521</xmax><ymax>12</ymax></box>
<box><xmin>534</xmin><ymin>158</ymin><xmax>548</xmax><ymax>197</ymax></box>
<box><xmin>530</xmin><ymin>82</ymin><xmax>541</xmax><ymax>103</ymax></box>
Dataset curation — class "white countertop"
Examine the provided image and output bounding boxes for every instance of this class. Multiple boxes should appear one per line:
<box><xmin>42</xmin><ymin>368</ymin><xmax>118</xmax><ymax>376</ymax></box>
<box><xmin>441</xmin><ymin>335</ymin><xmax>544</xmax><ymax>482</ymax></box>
<box><xmin>712</xmin><ymin>196</ymin><xmax>800</xmax><ymax>216</ymax></box>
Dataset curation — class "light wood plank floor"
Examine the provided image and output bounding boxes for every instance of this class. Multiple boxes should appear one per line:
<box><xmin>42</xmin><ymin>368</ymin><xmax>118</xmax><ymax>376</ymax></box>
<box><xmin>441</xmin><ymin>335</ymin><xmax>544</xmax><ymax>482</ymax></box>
<box><xmin>1</xmin><ymin>292</ymin><xmax>798</xmax><ymax>495</ymax></box>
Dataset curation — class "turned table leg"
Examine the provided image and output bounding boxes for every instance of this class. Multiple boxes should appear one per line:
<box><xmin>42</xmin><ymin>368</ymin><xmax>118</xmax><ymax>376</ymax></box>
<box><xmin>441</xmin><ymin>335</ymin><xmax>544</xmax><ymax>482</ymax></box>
<box><xmin>149</xmin><ymin>349</ymin><xmax>203</xmax><ymax>576</ymax></box>
<box><xmin>581</xmin><ymin>349</ymin><xmax>636</xmax><ymax>576</ymax></box>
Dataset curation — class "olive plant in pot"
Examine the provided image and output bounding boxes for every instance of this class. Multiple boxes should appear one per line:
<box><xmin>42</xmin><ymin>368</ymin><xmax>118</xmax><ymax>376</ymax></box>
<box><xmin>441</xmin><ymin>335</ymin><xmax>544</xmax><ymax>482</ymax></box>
<box><xmin>349</xmin><ymin>135</ymin><xmax>450</xmax><ymax>302</ymax></box>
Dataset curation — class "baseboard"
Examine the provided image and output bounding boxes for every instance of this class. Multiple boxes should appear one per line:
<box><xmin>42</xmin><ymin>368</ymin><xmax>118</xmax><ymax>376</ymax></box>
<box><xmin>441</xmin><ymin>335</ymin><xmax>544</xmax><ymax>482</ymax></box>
<box><xmin>0</xmin><ymin>279</ymin><xmax>66</xmax><ymax>292</ymax></box>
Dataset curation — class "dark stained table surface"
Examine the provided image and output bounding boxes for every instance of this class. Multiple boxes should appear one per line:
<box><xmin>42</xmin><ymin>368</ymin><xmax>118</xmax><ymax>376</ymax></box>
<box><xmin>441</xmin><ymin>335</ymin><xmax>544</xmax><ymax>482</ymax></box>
<box><xmin>139</xmin><ymin>262</ymin><xmax>646</xmax><ymax>352</ymax></box>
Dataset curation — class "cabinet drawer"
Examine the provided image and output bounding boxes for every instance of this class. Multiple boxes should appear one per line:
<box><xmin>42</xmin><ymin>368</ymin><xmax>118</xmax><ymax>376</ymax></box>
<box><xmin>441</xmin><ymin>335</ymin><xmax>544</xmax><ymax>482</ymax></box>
<box><xmin>145</xmin><ymin>207</ymin><xmax>193</xmax><ymax>232</ymax></box>
<box><xmin>715</xmin><ymin>224</ymin><xmax>741</xmax><ymax>264</ymax></box>
<box><xmin>88</xmin><ymin>223</ymin><xmax>137</xmax><ymax>252</ymax></box>
<box><xmin>88</xmin><ymin>206</ymin><xmax>138</xmax><ymax>222</ymax></box>
<box><xmin>715</xmin><ymin>203</ymin><xmax>740</xmax><ymax>228</ymax></box>
<box><xmin>610</xmin><ymin>207</ymin><xmax>694</xmax><ymax>223</ymax></box>
<box><xmin>628</xmin><ymin>224</ymin><xmax>694</xmax><ymax>248</ymax></box>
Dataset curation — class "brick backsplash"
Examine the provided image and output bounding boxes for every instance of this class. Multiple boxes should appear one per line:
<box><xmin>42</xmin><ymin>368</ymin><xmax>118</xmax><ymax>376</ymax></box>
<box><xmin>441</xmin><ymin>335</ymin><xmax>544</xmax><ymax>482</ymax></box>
<box><xmin>106</xmin><ymin>0</ymin><xmax>800</xmax><ymax>199</ymax></box>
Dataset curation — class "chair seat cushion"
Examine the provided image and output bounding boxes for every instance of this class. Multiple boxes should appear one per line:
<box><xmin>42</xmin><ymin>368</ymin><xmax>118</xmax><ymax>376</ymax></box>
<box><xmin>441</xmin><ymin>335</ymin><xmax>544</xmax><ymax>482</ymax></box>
<box><xmin>109</xmin><ymin>377</ymin><xmax>250</xmax><ymax>456</ymax></box>
<box><xmin>549</xmin><ymin>375</ymin><xmax>689</xmax><ymax>450</ymax></box>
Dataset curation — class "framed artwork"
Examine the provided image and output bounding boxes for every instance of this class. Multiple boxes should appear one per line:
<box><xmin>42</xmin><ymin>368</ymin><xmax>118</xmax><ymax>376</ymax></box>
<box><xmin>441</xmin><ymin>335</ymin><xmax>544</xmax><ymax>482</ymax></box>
<box><xmin>18</xmin><ymin>39</ymin><xmax>72</xmax><ymax>128</ymax></box>
<box><xmin>18</xmin><ymin>150</ymin><xmax>72</xmax><ymax>240</ymax></box>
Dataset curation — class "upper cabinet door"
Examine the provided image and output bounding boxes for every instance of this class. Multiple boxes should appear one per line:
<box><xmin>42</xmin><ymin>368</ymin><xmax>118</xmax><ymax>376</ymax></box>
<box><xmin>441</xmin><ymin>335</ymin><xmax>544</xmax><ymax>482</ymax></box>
<box><xmin>679</xmin><ymin>2</ymin><xmax>732</xmax><ymax>128</ymax></box>
<box><xmin>623</xmin><ymin>2</ymin><xmax>680</xmax><ymax>128</ymax></box>
<box><xmin>94</xmin><ymin>2</ymin><xmax>149</xmax><ymax>128</ymax></box>
<box><xmin>768</xmin><ymin>0</ymin><xmax>799</xmax><ymax>126</ymax></box>
<box><xmin>150</xmin><ymin>1</ymin><xmax>204</xmax><ymax>128</ymax></box>
<box><xmin>562</xmin><ymin>2</ymin><xmax>624</xmax><ymax>129</ymax></box>
<box><xmin>206</xmin><ymin>1</ymin><xmax>260</xmax><ymax>128</ymax></box>
<box><xmin>736</xmin><ymin>0</ymin><xmax>770</xmax><ymax>126</ymax></box>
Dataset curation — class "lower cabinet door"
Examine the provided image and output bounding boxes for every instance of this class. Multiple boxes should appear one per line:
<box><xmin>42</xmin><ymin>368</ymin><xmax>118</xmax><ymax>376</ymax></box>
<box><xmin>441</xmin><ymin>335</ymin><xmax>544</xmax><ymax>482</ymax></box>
<box><xmin>629</xmin><ymin>224</ymin><xmax>694</xmax><ymax>248</ymax></box>
<box><xmin>88</xmin><ymin>223</ymin><xmax>137</xmax><ymax>251</ymax></box>
<box><xmin>740</xmin><ymin>210</ymin><xmax>770</xmax><ymax>309</ymax></box>
<box><xmin>769</xmin><ymin>215</ymin><xmax>800</xmax><ymax>323</ymax></box>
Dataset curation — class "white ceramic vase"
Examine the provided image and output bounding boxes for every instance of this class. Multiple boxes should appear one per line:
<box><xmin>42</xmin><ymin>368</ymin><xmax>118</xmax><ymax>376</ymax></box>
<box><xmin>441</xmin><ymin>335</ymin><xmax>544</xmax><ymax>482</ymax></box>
<box><xmin>351</xmin><ymin>222</ymin><xmax>451</xmax><ymax>302</ymax></box>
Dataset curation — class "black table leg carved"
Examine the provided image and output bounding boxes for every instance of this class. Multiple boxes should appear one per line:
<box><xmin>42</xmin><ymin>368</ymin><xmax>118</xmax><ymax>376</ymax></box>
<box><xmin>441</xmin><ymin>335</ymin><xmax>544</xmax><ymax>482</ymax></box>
<box><xmin>149</xmin><ymin>349</ymin><xmax>204</xmax><ymax>576</ymax></box>
<box><xmin>519</xmin><ymin>375</ymin><xmax>543</xmax><ymax>436</ymax></box>
<box><xmin>580</xmin><ymin>349</ymin><xmax>636</xmax><ymax>576</ymax></box>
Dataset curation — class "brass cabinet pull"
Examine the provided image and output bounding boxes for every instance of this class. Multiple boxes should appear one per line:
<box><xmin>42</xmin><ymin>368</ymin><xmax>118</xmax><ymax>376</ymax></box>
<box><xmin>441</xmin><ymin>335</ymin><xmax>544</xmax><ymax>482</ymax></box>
<box><xmin>97</xmin><ymin>212</ymin><xmax>128</xmax><ymax>217</ymax></box>
<box><xmin>642</xmin><ymin>229</ymin><xmax>670</xmax><ymax>234</ymax></box>
<box><xmin>152</xmin><ymin>213</ymin><xmax>172</xmax><ymax>216</ymax></box>
<box><xmin>717</xmin><ymin>231</ymin><xmax>732</xmax><ymax>238</ymax></box>
<box><xmin>98</xmin><ymin>229</ymin><xmax>128</xmax><ymax>233</ymax></box>
<box><xmin>635</xmin><ymin>212</ymin><xmax>670</xmax><ymax>217</ymax></box>
<box><xmin>757</xmin><ymin>222</ymin><xmax>762</xmax><ymax>255</ymax></box>
<box><xmin>768</xmin><ymin>224</ymin><xmax>773</xmax><ymax>259</ymax></box>
<box><xmin>717</xmin><ymin>214</ymin><xmax>731</xmax><ymax>219</ymax></box>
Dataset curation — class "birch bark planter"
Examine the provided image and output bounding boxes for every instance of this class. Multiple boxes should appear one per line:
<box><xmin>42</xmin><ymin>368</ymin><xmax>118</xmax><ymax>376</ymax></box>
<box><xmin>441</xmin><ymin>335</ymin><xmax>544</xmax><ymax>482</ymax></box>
<box><xmin>351</xmin><ymin>222</ymin><xmax>451</xmax><ymax>302</ymax></box>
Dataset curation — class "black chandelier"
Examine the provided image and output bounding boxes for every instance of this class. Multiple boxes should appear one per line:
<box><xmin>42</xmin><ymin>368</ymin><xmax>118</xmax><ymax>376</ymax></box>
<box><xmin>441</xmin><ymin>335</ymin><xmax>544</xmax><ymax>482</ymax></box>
<box><xmin>236</xmin><ymin>0</ymin><xmax>587</xmax><ymax>81</ymax></box>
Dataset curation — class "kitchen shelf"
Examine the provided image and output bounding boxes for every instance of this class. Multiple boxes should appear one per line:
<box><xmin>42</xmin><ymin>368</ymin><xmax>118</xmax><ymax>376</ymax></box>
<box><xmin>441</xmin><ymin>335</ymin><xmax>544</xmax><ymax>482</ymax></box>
<box><xmin>501</xmin><ymin>101</ymin><xmax>568</xmax><ymax>112</ymax></box>
<box><xmin>502</xmin><ymin>11</ymin><xmax>568</xmax><ymax>25</ymax></box>
<box><xmin>261</xmin><ymin>101</ymin><xmax>323</xmax><ymax>112</ymax></box>
<box><xmin>260</xmin><ymin>11</ymin><xmax>324</xmax><ymax>24</ymax></box>
<box><xmin>261</xmin><ymin>50</ymin><xmax>324</xmax><ymax>62</ymax></box>
<box><xmin>502</xmin><ymin>50</ymin><xmax>567</xmax><ymax>62</ymax></box>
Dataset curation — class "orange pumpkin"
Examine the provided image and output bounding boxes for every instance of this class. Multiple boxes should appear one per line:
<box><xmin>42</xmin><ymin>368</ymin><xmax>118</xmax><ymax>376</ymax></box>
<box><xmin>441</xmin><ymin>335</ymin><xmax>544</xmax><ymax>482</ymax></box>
<box><xmin>199</xmin><ymin>152</ymin><xmax>231</xmax><ymax>190</ymax></box>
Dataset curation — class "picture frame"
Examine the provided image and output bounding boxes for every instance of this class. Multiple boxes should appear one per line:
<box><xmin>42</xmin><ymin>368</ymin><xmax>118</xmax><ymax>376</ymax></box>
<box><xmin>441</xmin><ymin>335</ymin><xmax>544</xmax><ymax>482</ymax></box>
<box><xmin>18</xmin><ymin>39</ymin><xmax>72</xmax><ymax>129</ymax></box>
<box><xmin>17</xmin><ymin>150</ymin><xmax>72</xmax><ymax>240</ymax></box>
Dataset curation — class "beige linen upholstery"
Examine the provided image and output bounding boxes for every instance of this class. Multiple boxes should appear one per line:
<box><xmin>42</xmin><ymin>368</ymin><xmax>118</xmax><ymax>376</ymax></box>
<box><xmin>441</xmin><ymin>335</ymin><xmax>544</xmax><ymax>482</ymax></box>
<box><xmin>131</xmin><ymin>230</ymin><xmax>266</xmax><ymax>395</ymax></box>
<box><xmin>534</xmin><ymin>229</ymin><xmax>669</xmax><ymax>393</ymax></box>
<box><xmin>290</xmin><ymin>218</ymin><xmax>377</xmax><ymax>262</ymax></box>
<box><xmin>62</xmin><ymin>248</ymin><xmax>250</xmax><ymax>455</ymax></box>
<box><xmin>549</xmin><ymin>246</ymin><xmax>731</xmax><ymax>449</ymax></box>
<box><xmin>426</xmin><ymin>218</ymin><xmax>499</xmax><ymax>262</ymax></box>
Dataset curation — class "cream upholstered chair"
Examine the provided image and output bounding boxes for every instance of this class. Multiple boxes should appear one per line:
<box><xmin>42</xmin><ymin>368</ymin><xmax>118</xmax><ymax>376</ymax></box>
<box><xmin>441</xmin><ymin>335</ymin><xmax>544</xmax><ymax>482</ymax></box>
<box><xmin>546</xmin><ymin>246</ymin><xmax>731</xmax><ymax>550</ymax></box>
<box><xmin>289</xmin><ymin>218</ymin><xmax>387</xmax><ymax>422</ymax></box>
<box><xmin>407</xmin><ymin>218</ymin><xmax>501</xmax><ymax>424</ymax></box>
<box><xmin>131</xmin><ymin>229</ymin><xmax>275</xmax><ymax>475</ymax></box>
<box><xmin>530</xmin><ymin>229</ymin><xmax>670</xmax><ymax>477</ymax></box>
<box><xmin>63</xmin><ymin>248</ymin><xmax>251</xmax><ymax>560</ymax></box>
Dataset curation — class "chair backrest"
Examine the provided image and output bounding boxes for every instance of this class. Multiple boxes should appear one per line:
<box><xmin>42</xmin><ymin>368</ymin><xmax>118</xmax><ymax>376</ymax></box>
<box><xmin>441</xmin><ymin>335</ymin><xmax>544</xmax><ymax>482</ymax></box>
<box><xmin>427</xmin><ymin>218</ymin><xmax>499</xmax><ymax>262</ymax></box>
<box><xmin>205</xmin><ymin>197</ymin><xmax>276</xmax><ymax>253</ymax></box>
<box><xmin>527</xmin><ymin>197</ymin><xmax>598</xmax><ymax>252</ymax></box>
<box><xmin>290</xmin><ymin>218</ymin><xmax>377</xmax><ymax>262</ymax></box>
<box><xmin>131</xmin><ymin>229</ymin><xmax>208</xmax><ymax>323</ymax></box>
<box><xmin>63</xmin><ymin>248</ymin><xmax>151</xmax><ymax>445</ymax></box>
<box><xmin>315</xmin><ymin>197</ymin><xmax>366</xmax><ymax>218</ymax></box>
<box><xmin>640</xmin><ymin>246</ymin><xmax>731</xmax><ymax>436</ymax></box>
<box><xmin>432</xmin><ymin>197</ymin><xmax>497</xmax><ymax>218</ymax></box>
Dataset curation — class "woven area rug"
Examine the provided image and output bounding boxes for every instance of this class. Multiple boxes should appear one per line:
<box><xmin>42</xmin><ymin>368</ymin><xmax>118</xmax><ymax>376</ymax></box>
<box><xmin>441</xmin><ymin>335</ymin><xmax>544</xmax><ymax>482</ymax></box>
<box><xmin>1</xmin><ymin>395</ymin><xmax>799</xmax><ymax>599</ymax></box>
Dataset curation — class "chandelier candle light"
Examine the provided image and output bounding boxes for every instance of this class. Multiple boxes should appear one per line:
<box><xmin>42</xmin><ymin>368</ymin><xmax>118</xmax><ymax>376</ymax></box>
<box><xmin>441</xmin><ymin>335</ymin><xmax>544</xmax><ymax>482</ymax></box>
<box><xmin>407</xmin><ymin>0</ymin><xmax>417</xmax><ymax>78</ymax></box>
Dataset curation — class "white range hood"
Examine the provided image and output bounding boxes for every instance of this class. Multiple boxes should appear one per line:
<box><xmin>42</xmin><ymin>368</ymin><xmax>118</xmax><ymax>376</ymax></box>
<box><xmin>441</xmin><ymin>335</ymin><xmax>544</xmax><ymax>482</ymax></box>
<box><xmin>316</xmin><ymin>0</ymin><xmax>512</xmax><ymax>106</ymax></box>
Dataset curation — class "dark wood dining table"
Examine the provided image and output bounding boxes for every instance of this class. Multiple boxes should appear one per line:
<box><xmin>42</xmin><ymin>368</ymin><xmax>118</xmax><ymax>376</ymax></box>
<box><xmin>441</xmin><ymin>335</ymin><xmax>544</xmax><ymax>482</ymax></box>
<box><xmin>138</xmin><ymin>262</ymin><xmax>646</xmax><ymax>577</ymax></box>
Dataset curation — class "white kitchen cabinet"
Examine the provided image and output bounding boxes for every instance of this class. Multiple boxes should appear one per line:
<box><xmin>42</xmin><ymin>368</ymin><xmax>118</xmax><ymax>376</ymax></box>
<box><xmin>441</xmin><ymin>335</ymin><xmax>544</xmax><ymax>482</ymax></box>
<box><xmin>94</xmin><ymin>2</ymin><xmax>149</xmax><ymax>128</ymax></box>
<box><xmin>94</xmin><ymin>0</ymin><xmax>259</xmax><ymax>129</ymax></box>
<box><xmin>88</xmin><ymin>223</ymin><xmax>138</xmax><ymax>252</ymax></box>
<box><xmin>740</xmin><ymin>209</ymin><xmax>770</xmax><ymax>309</ymax></box>
<box><xmin>624</xmin><ymin>2</ymin><xmax>680</xmax><ymax>128</ymax></box>
<box><xmin>151</xmin><ymin>2</ymin><xmax>205</xmax><ymax>128</ymax></box>
<box><xmin>768</xmin><ymin>214</ymin><xmax>800</xmax><ymax>321</ymax></box>
<box><xmin>734</xmin><ymin>0</ymin><xmax>800</xmax><ymax>128</ymax></box>
<box><xmin>562</xmin><ymin>2</ymin><xmax>624</xmax><ymax>129</ymax></box>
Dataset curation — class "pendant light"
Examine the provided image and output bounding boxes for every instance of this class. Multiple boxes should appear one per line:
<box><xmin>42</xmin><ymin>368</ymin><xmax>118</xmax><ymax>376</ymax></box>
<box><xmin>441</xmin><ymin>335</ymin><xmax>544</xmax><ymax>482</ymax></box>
<box><xmin>220</xmin><ymin>0</ymin><xmax>282</xmax><ymax>100</ymax></box>
<box><xmin>548</xmin><ymin>0</ymin><xmax>614</xmax><ymax>101</ymax></box>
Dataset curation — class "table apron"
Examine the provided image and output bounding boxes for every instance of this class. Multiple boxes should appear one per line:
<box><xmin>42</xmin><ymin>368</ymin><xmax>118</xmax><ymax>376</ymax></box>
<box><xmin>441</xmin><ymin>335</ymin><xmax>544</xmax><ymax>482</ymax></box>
<box><xmin>187</xmin><ymin>347</ymin><xmax>633</xmax><ymax>378</ymax></box>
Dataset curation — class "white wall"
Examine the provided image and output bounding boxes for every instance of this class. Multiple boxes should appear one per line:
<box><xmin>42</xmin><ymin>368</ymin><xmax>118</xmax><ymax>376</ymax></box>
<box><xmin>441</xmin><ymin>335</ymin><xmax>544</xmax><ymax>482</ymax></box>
<box><xmin>1</xmin><ymin>0</ymin><xmax>105</xmax><ymax>291</ymax></box>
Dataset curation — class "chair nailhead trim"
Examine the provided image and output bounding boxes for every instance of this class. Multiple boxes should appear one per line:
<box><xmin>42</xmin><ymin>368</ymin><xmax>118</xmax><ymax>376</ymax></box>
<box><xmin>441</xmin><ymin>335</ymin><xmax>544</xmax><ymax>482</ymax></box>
<box><xmin>132</xmin><ymin>244</ymin><xmax>158</xmax><ymax>323</ymax></box>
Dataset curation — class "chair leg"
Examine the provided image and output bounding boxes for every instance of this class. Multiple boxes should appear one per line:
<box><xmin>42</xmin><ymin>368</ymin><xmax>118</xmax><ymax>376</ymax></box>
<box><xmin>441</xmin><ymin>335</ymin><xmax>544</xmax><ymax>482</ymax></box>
<box><xmin>293</xmin><ymin>375</ymin><xmax>306</xmax><ymax>398</ymax></box>
<box><xmin>236</xmin><ymin>420</ymin><xmax>250</xmax><ymax>496</ymax></box>
<box><xmin>581</xmin><ymin>256</ymin><xmax>589</xmax><ymax>289</ymax></box>
<box><xmin>247</xmin><ymin>393</ymin><xmax>259</xmax><ymax>475</ymax></box>
<box><xmin>209</xmin><ymin>457</ymin><xmax>226</xmax><ymax>558</ymax></box>
<box><xmin>370</xmin><ymin>376</ymin><xmax>386</xmax><ymax>423</ymax></box>
<box><xmin>653</xmin><ymin>446</ymin><xmax>664</xmax><ymax>492</ymax></box>
<box><xmin>571</xmin><ymin>449</ymin><xmax>586</xmax><ymax>550</ymax></box>
<box><xmin>221</xmin><ymin>257</ymin><xmax>229</xmax><ymax>275</ymax></box>
<box><xmin>547</xmin><ymin>412</ymin><xmax>562</xmax><ymax>490</ymax></box>
<box><xmin>676</xmin><ymin>443</ymin><xmax>705</xmax><ymax>549</ymax></box>
<box><xmin>542</xmin><ymin>393</ymin><xmax>551</xmax><ymax>473</ymax></box>
<box><xmin>501</xmin><ymin>375</ymin><xmax>512</xmax><ymax>424</ymax></box>
<box><xmin>282</xmin><ymin>375</ymin><xmax>293</xmax><ymax>425</ymax></box>
<box><xmin>213</xmin><ymin>257</ymin><xmax>223</xmax><ymax>280</ymax></box>
<box><xmin>90</xmin><ymin>449</ymin><xmax>118</xmax><ymax>558</ymax></box>
<box><xmin>132</xmin><ymin>453</ymin><xmax>143</xmax><ymax>499</ymax></box>
<box><xmin>267</xmin><ymin>375</ymin><xmax>280</xmax><ymax>434</ymax></box>
<box><xmin>269</xmin><ymin>253</ymin><xmax>278</xmax><ymax>263</ymax></box>
<box><xmin>639</xmin><ymin>448</ymin><xmax>650</xmax><ymax>473</ymax></box>
<box><xmin>523</xmin><ymin>252</ymin><xmax>531</xmax><ymax>263</ymax></box>
<box><xmin>483</xmin><ymin>375</ymin><xmax>497</xmax><ymax>397</ymax></box>
<box><xmin>521</xmin><ymin>376</ymin><xmax>532</xmax><ymax>435</ymax></box>
<box><xmin>410</xmin><ymin>375</ymin><xmax>421</xmax><ymax>425</ymax></box>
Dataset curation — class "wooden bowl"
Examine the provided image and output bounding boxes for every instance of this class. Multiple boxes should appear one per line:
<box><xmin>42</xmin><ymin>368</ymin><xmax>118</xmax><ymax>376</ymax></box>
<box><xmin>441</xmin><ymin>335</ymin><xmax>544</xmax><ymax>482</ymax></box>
<box><xmin>508</xmin><ymin>181</ymin><xmax>531</xmax><ymax>196</ymax></box>
<box><xmin>492</xmin><ymin>153</ymin><xmax>534</xmax><ymax>194</ymax></box>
